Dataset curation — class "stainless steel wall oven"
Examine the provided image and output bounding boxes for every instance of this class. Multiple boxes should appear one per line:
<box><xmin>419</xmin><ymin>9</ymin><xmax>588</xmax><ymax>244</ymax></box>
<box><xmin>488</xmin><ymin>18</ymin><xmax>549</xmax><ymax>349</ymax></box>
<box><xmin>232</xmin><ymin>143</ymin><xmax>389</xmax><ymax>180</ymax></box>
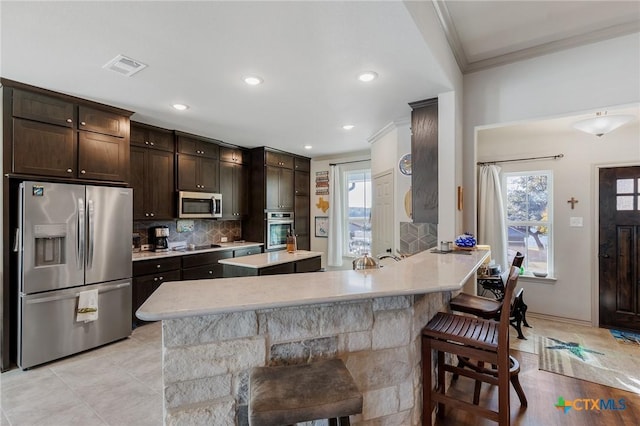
<box><xmin>266</xmin><ymin>211</ymin><xmax>294</xmax><ymax>250</ymax></box>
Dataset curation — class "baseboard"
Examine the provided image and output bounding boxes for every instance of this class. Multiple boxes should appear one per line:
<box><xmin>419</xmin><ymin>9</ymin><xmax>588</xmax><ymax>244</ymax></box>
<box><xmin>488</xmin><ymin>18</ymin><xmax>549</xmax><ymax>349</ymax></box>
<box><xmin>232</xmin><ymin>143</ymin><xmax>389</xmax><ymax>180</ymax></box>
<box><xmin>527</xmin><ymin>312</ymin><xmax>593</xmax><ymax>328</ymax></box>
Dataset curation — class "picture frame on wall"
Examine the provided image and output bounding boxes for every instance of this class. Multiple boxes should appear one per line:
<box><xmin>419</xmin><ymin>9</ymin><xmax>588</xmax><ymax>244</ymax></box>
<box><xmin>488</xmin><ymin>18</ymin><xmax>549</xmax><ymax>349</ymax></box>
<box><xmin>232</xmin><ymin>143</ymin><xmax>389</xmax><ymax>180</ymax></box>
<box><xmin>315</xmin><ymin>216</ymin><xmax>329</xmax><ymax>237</ymax></box>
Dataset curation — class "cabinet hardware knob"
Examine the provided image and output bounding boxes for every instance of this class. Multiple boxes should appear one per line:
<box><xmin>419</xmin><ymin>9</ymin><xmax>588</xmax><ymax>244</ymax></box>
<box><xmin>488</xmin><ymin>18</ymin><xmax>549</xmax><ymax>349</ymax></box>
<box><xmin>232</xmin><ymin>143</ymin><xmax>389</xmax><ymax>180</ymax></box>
<box><xmin>150</xmin><ymin>142</ymin><xmax>154</xmax><ymax>146</ymax></box>
<box><xmin>67</xmin><ymin>168</ymin><xmax>73</xmax><ymax>173</ymax></box>
<box><xmin>80</xmin><ymin>121</ymin><xmax>86</xmax><ymax>126</ymax></box>
<box><xmin>154</xmin><ymin>277</ymin><xmax>158</xmax><ymax>281</ymax></box>
<box><xmin>208</xmin><ymin>271</ymin><xmax>213</xmax><ymax>274</ymax></box>
<box><xmin>145</xmin><ymin>213</ymin><xmax>150</xmax><ymax>217</ymax></box>
<box><xmin>156</xmin><ymin>264</ymin><xmax>161</xmax><ymax>268</ymax></box>
<box><xmin>150</xmin><ymin>213</ymin><xmax>154</xmax><ymax>217</ymax></box>
<box><xmin>80</xmin><ymin>170</ymin><xmax>86</xmax><ymax>174</ymax></box>
<box><xmin>159</xmin><ymin>276</ymin><xmax>164</xmax><ymax>280</ymax></box>
<box><xmin>145</xmin><ymin>141</ymin><xmax>149</xmax><ymax>145</ymax></box>
<box><xmin>201</xmin><ymin>151</ymin><xmax>205</xmax><ymax>154</ymax></box>
<box><xmin>66</xmin><ymin>118</ymin><xmax>72</xmax><ymax>123</ymax></box>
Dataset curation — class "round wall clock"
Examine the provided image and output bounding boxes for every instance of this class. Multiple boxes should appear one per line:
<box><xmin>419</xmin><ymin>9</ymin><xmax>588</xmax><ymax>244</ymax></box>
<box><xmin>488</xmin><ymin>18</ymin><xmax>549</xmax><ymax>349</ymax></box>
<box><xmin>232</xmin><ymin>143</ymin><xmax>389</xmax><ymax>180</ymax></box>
<box><xmin>398</xmin><ymin>153</ymin><xmax>412</xmax><ymax>176</ymax></box>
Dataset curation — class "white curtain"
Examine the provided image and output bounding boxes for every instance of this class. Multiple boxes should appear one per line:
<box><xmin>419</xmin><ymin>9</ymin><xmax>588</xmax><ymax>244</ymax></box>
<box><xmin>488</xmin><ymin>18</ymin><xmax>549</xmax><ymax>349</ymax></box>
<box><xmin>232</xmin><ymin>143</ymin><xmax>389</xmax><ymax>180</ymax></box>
<box><xmin>327</xmin><ymin>164</ymin><xmax>344</xmax><ymax>266</ymax></box>
<box><xmin>478</xmin><ymin>165</ymin><xmax>508</xmax><ymax>271</ymax></box>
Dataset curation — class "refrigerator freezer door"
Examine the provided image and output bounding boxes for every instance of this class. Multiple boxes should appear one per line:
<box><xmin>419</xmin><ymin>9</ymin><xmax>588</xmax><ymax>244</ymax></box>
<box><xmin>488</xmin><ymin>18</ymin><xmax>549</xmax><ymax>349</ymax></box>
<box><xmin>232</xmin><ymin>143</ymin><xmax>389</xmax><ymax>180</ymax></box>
<box><xmin>18</xmin><ymin>279</ymin><xmax>132</xmax><ymax>369</ymax></box>
<box><xmin>84</xmin><ymin>186</ymin><xmax>132</xmax><ymax>285</ymax></box>
<box><xmin>21</xmin><ymin>181</ymin><xmax>85</xmax><ymax>294</ymax></box>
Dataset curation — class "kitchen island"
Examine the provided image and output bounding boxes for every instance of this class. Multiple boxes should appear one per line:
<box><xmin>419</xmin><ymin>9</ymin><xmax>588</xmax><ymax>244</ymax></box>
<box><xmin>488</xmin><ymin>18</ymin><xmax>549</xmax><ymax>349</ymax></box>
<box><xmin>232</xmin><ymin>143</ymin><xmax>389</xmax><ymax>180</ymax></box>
<box><xmin>137</xmin><ymin>249</ymin><xmax>489</xmax><ymax>425</ymax></box>
<box><xmin>219</xmin><ymin>250</ymin><xmax>323</xmax><ymax>276</ymax></box>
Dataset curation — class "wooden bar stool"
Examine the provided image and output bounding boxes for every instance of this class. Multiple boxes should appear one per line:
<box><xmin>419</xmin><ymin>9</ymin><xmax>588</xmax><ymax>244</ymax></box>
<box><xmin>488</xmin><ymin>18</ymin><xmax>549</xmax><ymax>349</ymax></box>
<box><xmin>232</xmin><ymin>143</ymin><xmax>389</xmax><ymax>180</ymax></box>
<box><xmin>422</xmin><ymin>266</ymin><xmax>521</xmax><ymax>425</ymax></box>
<box><xmin>249</xmin><ymin>358</ymin><xmax>363</xmax><ymax>426</ymax></box>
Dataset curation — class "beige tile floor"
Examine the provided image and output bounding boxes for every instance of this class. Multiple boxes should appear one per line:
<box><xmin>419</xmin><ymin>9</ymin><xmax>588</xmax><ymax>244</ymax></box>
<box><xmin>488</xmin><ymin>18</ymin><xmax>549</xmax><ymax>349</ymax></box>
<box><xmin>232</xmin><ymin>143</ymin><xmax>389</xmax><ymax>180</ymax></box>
<box><xmin>0</xmin><ymin>322</ymin><xmax>163</xmax><ymax>426</ymax></box>
<box><xmin>1</xmin><ymin>315</ymin><xmax>637</xmax><ymax>425</ymax></box>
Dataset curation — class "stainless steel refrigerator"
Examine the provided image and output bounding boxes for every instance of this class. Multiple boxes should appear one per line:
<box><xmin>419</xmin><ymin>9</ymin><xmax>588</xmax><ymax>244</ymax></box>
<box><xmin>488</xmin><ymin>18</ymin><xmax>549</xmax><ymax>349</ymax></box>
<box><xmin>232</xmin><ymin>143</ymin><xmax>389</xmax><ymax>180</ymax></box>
<box><xmin>17</xmin><ymin>181</ymin><xmax>132</xmax><ymax>369</ymax></box>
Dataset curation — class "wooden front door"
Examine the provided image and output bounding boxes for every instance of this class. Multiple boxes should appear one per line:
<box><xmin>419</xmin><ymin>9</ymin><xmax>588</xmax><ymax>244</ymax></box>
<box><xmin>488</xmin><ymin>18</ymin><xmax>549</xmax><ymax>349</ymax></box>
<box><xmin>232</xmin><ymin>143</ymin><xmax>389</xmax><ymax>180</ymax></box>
<box><xmin>599</xmin><ymin>166</ymin><xmax>640</xmax><ymax>332</ymax></box>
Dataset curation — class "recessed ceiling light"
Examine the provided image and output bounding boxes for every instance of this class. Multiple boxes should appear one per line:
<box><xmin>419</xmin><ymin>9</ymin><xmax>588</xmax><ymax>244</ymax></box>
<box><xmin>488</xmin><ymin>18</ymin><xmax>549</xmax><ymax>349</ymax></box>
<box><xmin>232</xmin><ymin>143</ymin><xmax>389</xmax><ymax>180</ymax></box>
<box><xmin>172</xmin><ymin>103</ymin><xmax>189</xmax><ymax>111</ymax></box>
<box><xmin>304</xmin><ymin>145</ymin><xmax>312</xmax><ymax>150</ymax></box>
<box><xmin>243</xmin><ymin>75</ymin><xmax>263</xmax><ymax>86</ymax></box>
<box><xmin>358</xmin><ymin>71</ymin><xmax>378</xmax><ymax>82</ymax></box>
<box><xmin>343</xmin><ymin>124</ymin><xmax>355</xmax><ymax>130</ymax></box>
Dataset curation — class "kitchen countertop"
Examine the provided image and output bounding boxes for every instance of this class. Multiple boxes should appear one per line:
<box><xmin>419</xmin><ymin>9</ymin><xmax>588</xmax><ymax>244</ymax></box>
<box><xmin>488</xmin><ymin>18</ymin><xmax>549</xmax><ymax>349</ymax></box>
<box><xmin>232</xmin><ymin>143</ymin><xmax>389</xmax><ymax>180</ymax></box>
<box><xmin>131</xmin><ymin>241</ymin><xmax>263</xmax><ymax>261</ymax></box>
<box><xmin>218</xmin><ymin>250</ymin><xmax>322</xmax><ymax>269</ymax></box>
<box><xmin>137</xmin><ymin>248</ymin><xmax>490</xmax><ymax>321</ymax></box>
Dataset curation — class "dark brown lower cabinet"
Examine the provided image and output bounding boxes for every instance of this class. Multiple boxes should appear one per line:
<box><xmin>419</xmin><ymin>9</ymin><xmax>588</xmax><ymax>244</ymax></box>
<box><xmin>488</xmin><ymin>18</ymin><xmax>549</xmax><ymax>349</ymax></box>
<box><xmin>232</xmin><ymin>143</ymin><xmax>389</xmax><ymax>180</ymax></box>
<box><xmin>132</xmin><ymin>257</ymin><xmax>182</xmax><ymax>326</ymax></box>
<box><xmin>223</xmin><ymin>256</ymin><xmax>321</xmax><ymax>277</ymax></box>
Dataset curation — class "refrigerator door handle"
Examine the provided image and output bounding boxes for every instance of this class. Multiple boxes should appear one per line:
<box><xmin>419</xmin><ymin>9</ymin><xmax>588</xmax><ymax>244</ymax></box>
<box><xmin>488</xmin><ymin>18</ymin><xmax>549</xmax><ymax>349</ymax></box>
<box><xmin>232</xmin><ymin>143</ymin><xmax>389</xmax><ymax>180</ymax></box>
<box><xmin>23</xmin><ymin>282</ymin><xmax>131</xmax><ymax>304</ymax></box>
<box><xmin>13</xmin><ymin>227</ymin><xmax>21</xmax><ymax>252</ymax></box>
<box><xmin>87</xmin><ymin>199</ymin><xmax>95</xmax><ymax>269</ymax></box>
<box><xmin>78</xmin><ymin>198</ymin><xmax>85</xmax><ymax>270</ymax></box>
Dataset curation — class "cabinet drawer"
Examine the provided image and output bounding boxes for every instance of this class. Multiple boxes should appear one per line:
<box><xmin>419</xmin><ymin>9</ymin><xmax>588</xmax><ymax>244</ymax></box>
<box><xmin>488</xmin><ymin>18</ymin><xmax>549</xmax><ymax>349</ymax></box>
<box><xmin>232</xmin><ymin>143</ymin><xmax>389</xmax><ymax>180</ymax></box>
<box><xmin>182</xmin><ymin>250</ymin><xmax>233</xmax><ymax>268</ymax></box>
<box><xmin>133</xmin><ymin>257</ymin><xmax>182</xmax><ymax>276</ymax></box>
<box><xmin>182</xmin><ymin>264</ymin><xmax>224</xmax><ymax>280</ymax></box>
<box><xmin>258</xmin><ymin>262</ymin><xmax>295</xmax><ymax>276</ymax></box>
<box><xmin>79</xmin><ymin>106</ymin><xmax>128</xmax><ymax>138</ymax></box>
<box><xmin>177</xmin><ymin>135</ymin><xmax>219</xmax><ymax>159</ymax></box>
<box><xmin>295</xmin><ymin>257</ymin><xmax>321</xmax><ymax>273</ymax></box>
<box><xmin>13</xmin><ymin>89</ymin><xmax>74</xmax><ymax>127</ymax></box>
<box><xmin>234</xmin><ymin>247</ymin><xmax>262</xmax><ymax>257</ymax></box>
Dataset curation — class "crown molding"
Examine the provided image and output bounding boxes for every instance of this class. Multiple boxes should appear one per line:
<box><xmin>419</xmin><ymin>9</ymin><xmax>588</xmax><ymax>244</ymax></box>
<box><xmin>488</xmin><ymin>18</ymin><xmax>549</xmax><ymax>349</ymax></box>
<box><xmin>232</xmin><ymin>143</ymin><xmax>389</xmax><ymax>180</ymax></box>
<box><xmin>431</xmin><ymin>0</ymin><xmax>640</xmax><ymax>75</ymax></box>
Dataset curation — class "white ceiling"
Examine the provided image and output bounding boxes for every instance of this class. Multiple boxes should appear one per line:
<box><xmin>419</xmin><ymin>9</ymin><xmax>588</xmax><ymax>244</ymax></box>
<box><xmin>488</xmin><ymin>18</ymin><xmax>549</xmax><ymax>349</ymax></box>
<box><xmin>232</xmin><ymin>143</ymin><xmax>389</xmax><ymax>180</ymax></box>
<box><xmin>1</xmin><ymin>1</ymin><xmax>639</xmax><ymax>158</ymax></box>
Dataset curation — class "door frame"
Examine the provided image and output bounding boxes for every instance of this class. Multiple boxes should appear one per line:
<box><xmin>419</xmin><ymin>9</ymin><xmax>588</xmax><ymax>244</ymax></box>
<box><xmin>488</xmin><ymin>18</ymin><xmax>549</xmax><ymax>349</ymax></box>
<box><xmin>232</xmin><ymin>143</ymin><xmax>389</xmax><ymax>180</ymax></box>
<box><xmin>592</xmin><ymin>161</ymin><xmax>640</xmax><ymax>327</ymax></box>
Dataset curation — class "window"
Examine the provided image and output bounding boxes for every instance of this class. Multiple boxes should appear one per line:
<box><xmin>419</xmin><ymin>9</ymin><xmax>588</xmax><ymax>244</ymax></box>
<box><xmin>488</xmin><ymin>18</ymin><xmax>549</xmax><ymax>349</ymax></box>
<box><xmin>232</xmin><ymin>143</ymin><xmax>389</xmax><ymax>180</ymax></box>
<box><xmin>503</xmin><ymin>171</ymin><xmax>553</xmax><ymax>276</ymax></box>
<box><xmin>343</xmin><ymin>167</ymin><xmax>371</xmax><ymax>256</ymax></box>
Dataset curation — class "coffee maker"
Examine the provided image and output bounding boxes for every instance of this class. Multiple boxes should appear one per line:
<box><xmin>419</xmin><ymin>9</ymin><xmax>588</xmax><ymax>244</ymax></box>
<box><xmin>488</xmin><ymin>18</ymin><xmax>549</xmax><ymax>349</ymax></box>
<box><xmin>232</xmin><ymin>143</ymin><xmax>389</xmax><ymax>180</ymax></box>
<box><xmin>150</xmin><ymin>226</ymin><xmax>170</xmax><ymax>252</ymax></box>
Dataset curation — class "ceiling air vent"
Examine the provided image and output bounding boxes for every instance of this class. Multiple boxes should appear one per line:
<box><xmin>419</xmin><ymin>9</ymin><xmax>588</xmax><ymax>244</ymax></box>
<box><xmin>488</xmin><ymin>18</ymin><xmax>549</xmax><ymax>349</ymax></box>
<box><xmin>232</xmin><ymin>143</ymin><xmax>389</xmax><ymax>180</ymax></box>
<box><xmin>102</xmin><ymin>54</ymin><xmax>147</xmax><ymax>77</ymax></box>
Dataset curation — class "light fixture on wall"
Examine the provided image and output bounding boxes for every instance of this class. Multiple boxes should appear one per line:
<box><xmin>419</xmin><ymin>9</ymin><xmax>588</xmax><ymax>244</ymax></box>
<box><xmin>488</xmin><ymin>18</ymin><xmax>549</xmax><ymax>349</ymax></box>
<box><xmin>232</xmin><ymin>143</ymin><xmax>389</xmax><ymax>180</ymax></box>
<box><xmin>572</xmin><ymin>111</ymin><xmax>635</xmax><ymax>137</ymax></box>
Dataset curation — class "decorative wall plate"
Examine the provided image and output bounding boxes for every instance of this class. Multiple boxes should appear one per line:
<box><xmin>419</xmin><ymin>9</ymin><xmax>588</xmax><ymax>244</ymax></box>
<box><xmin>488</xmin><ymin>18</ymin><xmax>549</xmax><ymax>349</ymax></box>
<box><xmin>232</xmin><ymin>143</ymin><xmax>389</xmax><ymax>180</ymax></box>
<box><xmin>398</xmin><ymin>153</ymin><xmax>412</xmax><ymax>175</ymax></box>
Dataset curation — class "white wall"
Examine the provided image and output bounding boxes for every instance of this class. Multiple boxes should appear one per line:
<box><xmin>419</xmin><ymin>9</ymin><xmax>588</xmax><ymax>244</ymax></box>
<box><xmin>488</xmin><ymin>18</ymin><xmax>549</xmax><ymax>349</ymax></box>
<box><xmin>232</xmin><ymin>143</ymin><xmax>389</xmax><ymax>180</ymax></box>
<box><xmin>478</xmin><ymin>120</ymin><xmax>640</xmax><ymax>322</ymax></box>
<box><xmin>463</xmin><ymin>33</ymin><xmax>640</xmax><ymax>323</ymax></box>
<box><xmin>310</xmin><ymin>151</ymin><xmax>370</xmax><ymax>269</ymax></box>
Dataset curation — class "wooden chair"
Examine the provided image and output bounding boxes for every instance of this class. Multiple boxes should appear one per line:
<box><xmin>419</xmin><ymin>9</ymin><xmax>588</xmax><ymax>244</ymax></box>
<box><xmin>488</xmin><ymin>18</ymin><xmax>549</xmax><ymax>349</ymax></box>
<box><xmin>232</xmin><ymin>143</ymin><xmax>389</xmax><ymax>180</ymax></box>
<box><xmin>450</xmin><ymin>252</ymin><xmax>530</xmax><ymax>339</ymax></box>
<box><xmin>422</xmin><ymin>266</ymin><xmax>522</xmax><ymax>425</ymax></box>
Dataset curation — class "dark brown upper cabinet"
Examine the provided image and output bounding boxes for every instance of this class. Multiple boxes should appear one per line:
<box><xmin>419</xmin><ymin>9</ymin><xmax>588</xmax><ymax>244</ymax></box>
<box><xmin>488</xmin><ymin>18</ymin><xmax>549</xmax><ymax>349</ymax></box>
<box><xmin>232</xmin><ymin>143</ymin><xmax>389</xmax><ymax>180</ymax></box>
<box><xmin>409</xmin><ymin>98</ymin><xmax>438</xmax><ymax>224</ymax></box>
<box><xmin>176</xmin><ymin>133</ymin><xmax>220</xmax><ymax>192</ymax></box>
<box><xmin>265</xmin><ymin>150</ymin><xmax>293</xmax><ymax>169</ymax></box>
<box><xmin>294</xmin><ymin>156</ymin><xmax>310</xmax><ymax>172</ymax></box>
<box><xmin>219</xmin><ymin>147</ymin><xmax>246</xmax><ymax>164</ymax></box>
<box><xmin>78</xmin><ymin>106</ymin><xmax>127</xmax><ymax>138</ymax></box>
<box><xmin>266</xmin><ymin>166</ymin><xmax>294</xmax><ymax>210</ymax></box>
<box><xmin>4</xmin><ymin>80</ymin><xmax>132</xmax><ymax>183</ymax></box>
<box><xmin>177</xmin><ymin>134</ymin><xmax>220</xmax><ymax>159</ymax></box>
<box><xmin>220</xmin><ymin>153</ymin><xmax>248</xmax><ymax>219</ymax></box>
<box><xmin>130</xmin><ymin>123</ymin><xmax>175</xmax><ymax>220</ymax></box>
<box><xmin>130</xmin><ymin>122</ymin><xmax>174</xmax><ymax>152</ymax></box>
<box><xmin>294</xmin><ymin>160</ymin><xmax>310</xmax><ymax>250</ymax></box>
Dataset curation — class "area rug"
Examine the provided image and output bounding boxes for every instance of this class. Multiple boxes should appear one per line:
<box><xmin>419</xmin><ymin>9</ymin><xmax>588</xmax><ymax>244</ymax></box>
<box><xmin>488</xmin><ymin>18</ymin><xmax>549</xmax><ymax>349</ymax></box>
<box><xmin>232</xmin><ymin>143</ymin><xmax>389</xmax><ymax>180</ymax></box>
<box><xmin>610</xmin><ymin>329</ymin><xmax>640</xmax><ymax>346</ymax></box>
<box><xmin>538</xmin><ymin>336</ymin><xmax>640</xmax><ymax>394</ymax></box>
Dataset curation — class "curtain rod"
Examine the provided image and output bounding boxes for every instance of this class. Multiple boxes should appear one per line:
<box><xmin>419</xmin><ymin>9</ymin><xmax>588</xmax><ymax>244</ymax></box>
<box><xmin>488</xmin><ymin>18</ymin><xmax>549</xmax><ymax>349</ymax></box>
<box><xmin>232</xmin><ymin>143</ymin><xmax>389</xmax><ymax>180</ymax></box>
<box><xmin>477</xmin><ymin>153</ymin><xmax>564</xmax><ymax>166</ymax></box>
<box><xmin>329</xmin><ymin>159</ymin><xmax>370</xmax><ymax>166</ymax></box>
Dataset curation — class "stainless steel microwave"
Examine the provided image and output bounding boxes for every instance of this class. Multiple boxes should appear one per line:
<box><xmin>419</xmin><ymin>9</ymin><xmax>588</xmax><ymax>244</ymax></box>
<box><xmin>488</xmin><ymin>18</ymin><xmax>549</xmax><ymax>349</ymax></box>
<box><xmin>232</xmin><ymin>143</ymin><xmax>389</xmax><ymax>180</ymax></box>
<box><xmin>178</xmin><ymin>191</ymin><xmax>222</xmax><ymax>218</ymax></box>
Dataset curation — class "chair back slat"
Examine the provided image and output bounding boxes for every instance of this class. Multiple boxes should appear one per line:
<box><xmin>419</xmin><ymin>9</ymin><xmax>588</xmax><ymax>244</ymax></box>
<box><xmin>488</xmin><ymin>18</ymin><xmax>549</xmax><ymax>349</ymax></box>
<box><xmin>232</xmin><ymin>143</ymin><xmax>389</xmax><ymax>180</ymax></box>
<box><xmin>499</xmin><ymin>266</ymin><xmax>520</xmax><ymax>342</ymax></box>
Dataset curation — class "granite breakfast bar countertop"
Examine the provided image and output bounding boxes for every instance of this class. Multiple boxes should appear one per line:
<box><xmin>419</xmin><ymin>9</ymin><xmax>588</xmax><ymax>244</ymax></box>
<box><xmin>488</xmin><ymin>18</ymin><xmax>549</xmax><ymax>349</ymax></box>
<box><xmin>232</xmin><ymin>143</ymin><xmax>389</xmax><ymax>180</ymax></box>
<box><xmin>136</xmin><ymin>248</ymin><xmax>489</xmax><ymax>321</ymax></box>
<box><xmin>217</xmin><ymin>249</ymin><xmax>323</xmax><ymax>269</ymax></box>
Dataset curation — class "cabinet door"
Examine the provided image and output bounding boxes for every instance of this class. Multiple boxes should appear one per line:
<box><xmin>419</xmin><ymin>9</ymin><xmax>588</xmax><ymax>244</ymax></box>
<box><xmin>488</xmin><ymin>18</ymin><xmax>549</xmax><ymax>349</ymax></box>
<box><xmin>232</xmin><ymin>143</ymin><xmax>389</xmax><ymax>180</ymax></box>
<box><xmin>131</xmin><ymin>123</ymin><xmax>173</xmax><ymax>152</ymax></box>
<box><xmin>132</xmin><ymin>269</ymin><xmax>181</xmax><ymax>325</ymax></box>
<box><xmin>237</xmin><ymin>164</ymin><xmax>249</xmax><ymax>217</ymax></box>
<box><xmin>294</xmin><ymin>157</ymin><xmax>310</xmax><ymax>172</ymax></box>
<box><xmin>199</xmin><ymin>157</ymin><xmax>219</xmax><ymax>192</ymax></box>
<box><xmin>147</xmin><ymin>149</ymin><xmax>175</xmax><ymax>219</ymax></box>
<box><xmin>79</xmin><ymin>106</ymin><xmax>127</xmax><ymax>138</ymax></box>
<box><xmin>130</xmin><ymin>146</ymin><xmax>147</xmax><ymax>220</ymax></box>
<box><xmin>279</xmin><ymin>168</ymin><xmax>294</xmax><ymax>210</ymax></box>
<box><xmin>13</xmin><ymin>89</ymin><xmax>74</xmax><ymax>127</ymax></box>
<box><xmin>294</xmin><ymin>195</ymin><xmax>310</xmax><ymax>236</ymax></box>
<box><xmin>411</xmin><ymin>100</ymin><xmax>438</xmax><ymax>224</ymax></box>
<box><xmin>258</xmin><ymin>262</ymin><xmax>295</xmax><ymax>276</ymax></box>
<box><xmin>13</xmin><ymin>118</ymin><xmax>76</xmax><ymax>177</ymax></box>
<box><xmin>219</xmin><ymin>147</ymin><xmax>245</xmax><ymax>164</ymax></box>
<box><xmin>78</xmin><ymin>131</ymin><xmax>128</xmax><ymax>181</ymax></box>
<box><xmin>265</xmin><ymin>151</ymin><xmax>293</xmax><ymax>169</ymax></box>
<box><xmin>294</xmin><ymin>170</ymin><xmax>309</xmax><ymax>196</ymax></box>
<box><xmin>178</xmin><ymin>136</ymin><xmax>219</xmax><ymax>159</ymax></box>
<box><xmin>182</xmin><ymin>265</ymin><xmax>224</xmax><ymax>280</ymax></box>
<box><xmin>219</xmin><ymin>161</ymin><xmax>235</xmax><ymax>218</ymax></box>
<box><xmin>177</xmin><ymin>154</ymin><xmax>198</xmax><ymax>191</ymax></box>
<box><xmin>266</xmin><ymin>166</ymin><xmax>280</xmax><ymax>210</ymax></box>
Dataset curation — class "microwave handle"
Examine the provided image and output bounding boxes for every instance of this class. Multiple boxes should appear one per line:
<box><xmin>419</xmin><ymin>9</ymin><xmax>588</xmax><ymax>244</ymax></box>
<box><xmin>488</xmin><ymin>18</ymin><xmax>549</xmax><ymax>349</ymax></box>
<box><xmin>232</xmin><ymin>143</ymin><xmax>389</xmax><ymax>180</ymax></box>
<box><xmin>215</xmin><ymin>198</ymin><xmax>222</xmax><ymax>215</ymax></box>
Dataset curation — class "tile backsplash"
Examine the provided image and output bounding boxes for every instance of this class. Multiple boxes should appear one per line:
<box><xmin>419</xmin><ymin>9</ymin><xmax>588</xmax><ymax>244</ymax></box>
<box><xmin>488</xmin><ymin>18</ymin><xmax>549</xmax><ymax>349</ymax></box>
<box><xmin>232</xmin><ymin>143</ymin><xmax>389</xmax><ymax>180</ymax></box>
<box><xmin>133</xmin><ymin>220</ymin><xmax>242</xmax><ymax>247</ymax></box>
<box><xmin>399</xmin><ymin>222</ymin><xmax>437</xmax><ymax>255</ymax></box>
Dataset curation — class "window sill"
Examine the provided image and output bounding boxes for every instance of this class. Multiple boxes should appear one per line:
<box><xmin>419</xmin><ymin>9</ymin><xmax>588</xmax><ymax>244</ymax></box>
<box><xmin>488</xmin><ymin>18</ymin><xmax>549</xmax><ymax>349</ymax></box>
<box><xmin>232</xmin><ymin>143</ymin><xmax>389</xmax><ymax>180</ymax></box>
<box><xmin>520</xmin><ymin>274</ymin><xmax>557</xmax><ymax>283</ymax></box>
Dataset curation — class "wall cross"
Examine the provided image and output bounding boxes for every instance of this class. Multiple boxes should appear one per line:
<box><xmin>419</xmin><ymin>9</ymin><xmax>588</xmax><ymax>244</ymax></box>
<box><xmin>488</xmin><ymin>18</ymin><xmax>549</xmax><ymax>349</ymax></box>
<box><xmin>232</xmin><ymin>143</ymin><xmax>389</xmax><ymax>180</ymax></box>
<box><xmin>567</xmin><ymin>197</ymin><xmax>579</xmax><ymax>209</ymax></box>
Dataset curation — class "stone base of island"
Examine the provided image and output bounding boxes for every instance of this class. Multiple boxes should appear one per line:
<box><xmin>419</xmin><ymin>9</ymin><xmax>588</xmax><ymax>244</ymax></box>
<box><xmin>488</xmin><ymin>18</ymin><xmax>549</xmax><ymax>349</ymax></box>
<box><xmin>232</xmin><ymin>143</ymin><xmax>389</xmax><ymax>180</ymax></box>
<box><xmin>137</xmin><ymin>248</ymin><xmax>489</xmax><ymax>425</ymax></box>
